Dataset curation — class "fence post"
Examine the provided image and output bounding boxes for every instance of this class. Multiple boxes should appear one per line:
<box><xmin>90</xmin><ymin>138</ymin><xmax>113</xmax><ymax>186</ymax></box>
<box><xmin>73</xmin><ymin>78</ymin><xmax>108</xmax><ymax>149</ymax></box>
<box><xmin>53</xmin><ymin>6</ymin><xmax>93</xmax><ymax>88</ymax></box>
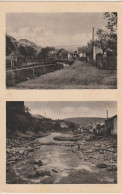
<box><xmin>33</xmin><ymin>67</ymin><xmax>35</xmax><ymax>78</ymax></box>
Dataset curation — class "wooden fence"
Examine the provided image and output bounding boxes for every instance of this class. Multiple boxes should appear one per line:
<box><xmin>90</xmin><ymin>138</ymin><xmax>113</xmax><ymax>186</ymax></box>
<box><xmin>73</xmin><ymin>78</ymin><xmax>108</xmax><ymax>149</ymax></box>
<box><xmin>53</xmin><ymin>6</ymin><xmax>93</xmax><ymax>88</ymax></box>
<box><xmin>87</xmin><ymin>54</ymin><xmax>117</xmax><ymax>70</ymax></box>
<box><xmin>96</xmin><ymin>54</ymin><xmax>117</xmax><ymax>70</ymax></box>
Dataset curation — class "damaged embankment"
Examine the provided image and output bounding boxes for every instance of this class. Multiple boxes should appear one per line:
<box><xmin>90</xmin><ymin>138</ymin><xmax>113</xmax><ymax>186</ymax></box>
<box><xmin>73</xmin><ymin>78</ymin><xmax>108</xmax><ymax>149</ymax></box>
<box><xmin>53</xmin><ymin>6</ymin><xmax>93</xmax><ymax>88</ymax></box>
<box><xmin>6</xmin><ymin>102</ymin><xmax>78</xmax><ymax>183</ymax></box>
<box><xmin>6</xmin><ymin>102</ymin><xmax>117</xmax><ymax>184</ymax></box>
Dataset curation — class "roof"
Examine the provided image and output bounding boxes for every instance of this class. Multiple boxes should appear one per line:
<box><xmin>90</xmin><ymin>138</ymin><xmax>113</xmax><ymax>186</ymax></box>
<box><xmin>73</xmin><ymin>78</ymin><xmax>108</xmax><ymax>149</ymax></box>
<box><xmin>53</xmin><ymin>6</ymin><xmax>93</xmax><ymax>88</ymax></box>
<box><xmin>57</xmin><ymin>48</ymin><xmax>68</xmax><ymax>54</ymax></box>
<box><xmin>69</xmin><ymin>52</ymin><xmax>78</xmax><ymax>55</ymax></box>
<box><xmin>60</xmin><ymin>122</ymin><xmax>68</xmax><ymax>128</ymax></box>
<box><xmin>105</xmin><ymin>115</ymin><xmax>117</xmax><ymax>122</ymax></box>
<box><xmin>95</xmin><ymin>46</ymin><xmax>103</xmax><ymax>54</ymax></box>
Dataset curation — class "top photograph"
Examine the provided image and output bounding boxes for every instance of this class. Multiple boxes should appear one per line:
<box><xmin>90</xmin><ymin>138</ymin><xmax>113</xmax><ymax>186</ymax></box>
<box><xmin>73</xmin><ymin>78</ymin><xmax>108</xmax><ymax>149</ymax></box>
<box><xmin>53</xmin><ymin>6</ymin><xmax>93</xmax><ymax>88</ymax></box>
<box><xmin>6</xmin><ymin>12</ymin><xmax>117</xmax><ymax>89</ymax></box>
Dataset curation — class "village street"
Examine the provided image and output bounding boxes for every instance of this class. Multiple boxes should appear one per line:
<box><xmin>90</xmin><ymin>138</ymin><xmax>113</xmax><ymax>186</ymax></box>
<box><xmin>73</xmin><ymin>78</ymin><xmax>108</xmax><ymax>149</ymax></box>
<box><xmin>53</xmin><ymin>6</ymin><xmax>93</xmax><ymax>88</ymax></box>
<box><xmin>14</xmin><ymin>60</ymin><xmax>117</xmax><ymax>89</ymax></box>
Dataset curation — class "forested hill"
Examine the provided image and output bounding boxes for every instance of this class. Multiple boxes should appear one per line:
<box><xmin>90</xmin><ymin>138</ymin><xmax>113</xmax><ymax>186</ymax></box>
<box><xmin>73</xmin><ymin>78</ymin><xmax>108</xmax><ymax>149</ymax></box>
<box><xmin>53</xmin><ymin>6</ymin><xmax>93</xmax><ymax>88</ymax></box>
<box><xmin>6</xmin><ymin>102</ymin><xmax>79</xmax><ymax>138</ymax></box>
<box><xmin>65</xmin><ymin>117</ymin><xmax>105</xmax><ymax>127</ymax></box>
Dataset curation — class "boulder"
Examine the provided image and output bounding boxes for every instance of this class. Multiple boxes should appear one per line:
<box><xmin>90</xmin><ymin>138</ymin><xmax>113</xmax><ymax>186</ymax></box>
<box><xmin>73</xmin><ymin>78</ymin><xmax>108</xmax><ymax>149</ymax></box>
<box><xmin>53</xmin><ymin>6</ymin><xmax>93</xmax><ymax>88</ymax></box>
<box><xmin>107</xmin><ymin>165</ymin><xmax>117</xmax><ymax>171</ymax></box>
<box><xmin>96</xmin><ymin>163</ymin><xmax>108</xmax><ymax>168</ymax></box>
<box><xmin>30</xmin><ymin>159</ymin><xmax>43</xmax><ymax>166</ymax></box>
<box><xmin>36</xmin><ymin>167</ymin><xmax>51</xmax><ymax>177</ymax></box>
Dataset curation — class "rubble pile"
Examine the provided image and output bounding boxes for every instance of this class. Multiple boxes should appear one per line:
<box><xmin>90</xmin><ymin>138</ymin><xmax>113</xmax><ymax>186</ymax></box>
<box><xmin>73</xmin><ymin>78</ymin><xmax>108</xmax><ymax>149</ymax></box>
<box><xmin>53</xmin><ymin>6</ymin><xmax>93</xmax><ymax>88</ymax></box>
<box><xmin>6</xmin><ymin>130</ymin><xmax>117</xmax><ymax>184</ymax></box>
<box><xmin>6</xmin><ymin>138</ymin><xmax>41</xmax><ymax>165</ymax></box>
<box><xmin>73</xmin><ymin>135</ymin><xmax>117</xmax><ymax>173</ymax></box>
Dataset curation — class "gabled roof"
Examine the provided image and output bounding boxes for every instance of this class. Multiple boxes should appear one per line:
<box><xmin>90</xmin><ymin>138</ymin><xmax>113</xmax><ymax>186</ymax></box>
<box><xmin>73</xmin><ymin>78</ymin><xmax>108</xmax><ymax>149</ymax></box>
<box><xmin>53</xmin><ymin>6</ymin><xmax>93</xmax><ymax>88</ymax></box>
<box><xmin>57</xmin><ymin>48</ymin><xmax>69</xmax><ymax>55</ymax></box>
<box><xmin>105</xmin><ymin>114</ymin><xmax>117</xmax><ymax>122</ymax></box>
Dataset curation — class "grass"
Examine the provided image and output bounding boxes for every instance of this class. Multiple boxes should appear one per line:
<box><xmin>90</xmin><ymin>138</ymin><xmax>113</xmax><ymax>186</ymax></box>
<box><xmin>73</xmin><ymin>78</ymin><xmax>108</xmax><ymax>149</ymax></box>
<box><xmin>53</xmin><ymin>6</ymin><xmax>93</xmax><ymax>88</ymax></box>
<box><xmin>14</xmin><ymin>60</ymin><xmax>117</xmax><ymax>89</ymax></box>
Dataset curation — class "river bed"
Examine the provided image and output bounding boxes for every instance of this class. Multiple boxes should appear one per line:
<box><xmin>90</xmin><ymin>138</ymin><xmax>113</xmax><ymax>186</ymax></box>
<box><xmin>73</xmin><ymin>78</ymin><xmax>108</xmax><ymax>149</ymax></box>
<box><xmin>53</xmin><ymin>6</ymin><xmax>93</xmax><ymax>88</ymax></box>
<box><xmin>6</xmin><ymin>132</ymin><xmax>117</xmax><ymax>184</ymax></box>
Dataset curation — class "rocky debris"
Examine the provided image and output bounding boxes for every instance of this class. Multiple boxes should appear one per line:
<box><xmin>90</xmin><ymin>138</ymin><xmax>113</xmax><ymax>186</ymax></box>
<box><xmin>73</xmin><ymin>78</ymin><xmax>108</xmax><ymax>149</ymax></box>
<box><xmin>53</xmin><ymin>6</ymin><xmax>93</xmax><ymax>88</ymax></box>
<box><xmin>27</xmin><ymin>147</ymin><xmax>34</xmax><ymax>152</ymax></box>
<box><xmin>107</xmin><ymin>165</ymin><xmax>117</xmax><ymax>171</ymax></box>
<box><xmin>52</xmin><ymin>169</ymin><xmax>58</xmax><ymax>173</ymax></box>
<box><xmin>96</xmin><ymin>163</ymin><xmax>108</xmax><ymax>168</ymax></box>
<box><xmin>6</xmin><ymin>137</ymin><xmax>39</xmax><ymax>166</ymax></box>
<box><xmin>6</xmin><ymin>132</ymin><xmax>117</xmax><ymax>184</ymax></box>
<box><xmin>34</xmin><ymin>146</ymin><xmax>40</xmax><ymax>149</ymax></box>
<box><xmin>36</xmin><ymin>167</ymin><xmax>51</xmax><ymax>177</ymax></box>
<box><xmin>53</xmin><ymin>136</ymin><xmax>79</xmax><ymax>142</ymax></box>
<box><xmin>30</xmin><ymin>159</ymin><xmax>43</xmax><ymax>166</ymax></box>
<box><xmin>72</xmin><ymin>136</ymin><xmax>117</xmax><ymax>174</ymax></box>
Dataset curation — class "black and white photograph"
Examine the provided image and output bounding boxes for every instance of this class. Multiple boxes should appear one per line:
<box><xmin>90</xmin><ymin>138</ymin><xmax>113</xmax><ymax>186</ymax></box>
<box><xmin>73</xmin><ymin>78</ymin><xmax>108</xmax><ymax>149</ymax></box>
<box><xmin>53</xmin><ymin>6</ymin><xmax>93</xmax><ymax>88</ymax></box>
<box><xmin>6</xmin><ymin>101</ymin><xmax>117</xmax><ymax>184</ymax></box>
<box><xmin>6</xmin><ymin>12</ymin><xmax>117</xmax><ymax>89</ymax></box>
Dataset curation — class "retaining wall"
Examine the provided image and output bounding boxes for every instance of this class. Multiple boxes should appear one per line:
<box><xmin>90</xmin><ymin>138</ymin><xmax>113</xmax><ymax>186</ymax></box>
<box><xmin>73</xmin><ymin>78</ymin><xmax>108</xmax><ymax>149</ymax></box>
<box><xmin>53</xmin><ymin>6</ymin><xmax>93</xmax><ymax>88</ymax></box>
<box><xmin>6</xmin><ymin>63</ymin><xmax>63</xmax><ymax>87</ymax></box>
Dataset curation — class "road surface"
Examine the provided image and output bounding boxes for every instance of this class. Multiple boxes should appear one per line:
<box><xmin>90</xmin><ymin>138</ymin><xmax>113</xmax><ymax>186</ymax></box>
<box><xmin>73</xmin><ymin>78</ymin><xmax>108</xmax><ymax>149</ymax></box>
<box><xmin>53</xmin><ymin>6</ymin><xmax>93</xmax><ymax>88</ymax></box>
<box><xmin>14</xmin><ymin>60</ymin><xmax>117</xmax><ymax>89</ymax></box>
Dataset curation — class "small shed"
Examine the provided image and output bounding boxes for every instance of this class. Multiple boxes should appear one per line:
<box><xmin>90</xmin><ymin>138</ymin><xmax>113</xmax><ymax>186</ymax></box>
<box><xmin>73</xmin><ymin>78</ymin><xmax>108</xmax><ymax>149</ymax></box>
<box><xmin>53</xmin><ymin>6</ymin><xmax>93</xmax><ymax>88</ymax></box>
<box><xmin>60</xmin><ymin>122</ymin><xmax>68</xmax><ymax>128</ymax></box>
<box><xmin>105</xmin><ymin>115</ymin><xmax>117</xmax><ymax>135</ymax></box>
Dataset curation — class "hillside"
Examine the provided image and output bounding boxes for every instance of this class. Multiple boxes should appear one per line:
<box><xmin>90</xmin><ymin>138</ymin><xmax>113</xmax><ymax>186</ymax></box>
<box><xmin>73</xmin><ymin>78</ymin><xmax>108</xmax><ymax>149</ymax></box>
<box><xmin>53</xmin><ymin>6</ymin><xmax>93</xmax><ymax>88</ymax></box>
<box><xmin>55</xmin><ymin>45</ymin><xmax>81</xmax><ymax>52</ymax></box>
<box><xmin>6</xmin><ymin>102</ymin><xmax>79</xmax><ymax>139</ymax></box>
<box><xmin>65</xmin><ymin>117</ymin><xmax>105</xmax><ymax>127</ymax></box>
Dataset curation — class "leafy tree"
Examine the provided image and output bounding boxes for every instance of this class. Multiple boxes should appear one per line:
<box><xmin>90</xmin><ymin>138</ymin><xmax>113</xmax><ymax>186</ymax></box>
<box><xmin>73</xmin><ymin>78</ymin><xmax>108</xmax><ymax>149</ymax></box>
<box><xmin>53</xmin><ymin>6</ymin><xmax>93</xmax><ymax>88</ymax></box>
<box><xmin>37</xmin><ymin>47</ymin><xmax>55</xmax><ymax>61</ymax></box>
<box><xmin>91</xmin><ymin>13</ymin><xmax>117</xmax><ymax>51</ymax></box>
<box><xmin>24</xmin><ymin>106</ymin><xmax>31</xmax><ymax>116</ymax></box>
<box><xmin>18</xmin><ymin>45</ymin><xmax>37</xmax><ymax>65</ymax></box>
<box><xmin>104</xmin><ymin>12</ymin><xmax>117</xmax><ymax>54</ymax></box>
<box><xmin>86</xmin><ymin>40</ymin><xmax>93</xmax><ymax>55</ymax></box>
<box><xmin>104</xmin><ymin>12</ymin><xmax>117</xmax><ymax>33</ymax></box>
<box><xmin>95</xmin><ymin>29</ymin><xmax>110</xmax><ymax>54</ymax></box>
<box><xmin>6</xmin><ymin>35</ymin><xmax>17</xmax><ymax>56</ymax></box>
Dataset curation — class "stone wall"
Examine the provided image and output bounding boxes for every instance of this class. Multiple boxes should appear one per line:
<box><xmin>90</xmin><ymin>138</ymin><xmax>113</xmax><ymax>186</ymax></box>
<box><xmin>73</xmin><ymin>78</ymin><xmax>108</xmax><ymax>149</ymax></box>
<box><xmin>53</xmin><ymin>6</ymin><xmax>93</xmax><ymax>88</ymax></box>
<box><xmin>6</xmin><ymin>63</ymin><xmax>63</xmax><ymax>87</ymax></box>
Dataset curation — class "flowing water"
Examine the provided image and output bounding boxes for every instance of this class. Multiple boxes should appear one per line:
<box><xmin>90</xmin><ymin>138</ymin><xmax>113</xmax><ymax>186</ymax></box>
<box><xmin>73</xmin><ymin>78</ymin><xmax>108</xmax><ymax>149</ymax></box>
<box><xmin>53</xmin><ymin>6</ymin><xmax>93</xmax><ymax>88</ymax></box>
<box><xmin>10</xmin><ymin>132</ymin><xmax>116</xmax><ymax>184</ymax></box>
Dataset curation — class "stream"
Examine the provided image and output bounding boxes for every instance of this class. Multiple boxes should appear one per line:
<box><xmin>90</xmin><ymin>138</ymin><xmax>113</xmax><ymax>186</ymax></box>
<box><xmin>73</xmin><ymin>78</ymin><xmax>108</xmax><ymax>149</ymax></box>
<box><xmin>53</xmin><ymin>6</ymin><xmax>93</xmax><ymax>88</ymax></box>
<box><xmin>7</xmin><ymin>132</ymin><xmax>117</xmax><ymax>184</ymax></box>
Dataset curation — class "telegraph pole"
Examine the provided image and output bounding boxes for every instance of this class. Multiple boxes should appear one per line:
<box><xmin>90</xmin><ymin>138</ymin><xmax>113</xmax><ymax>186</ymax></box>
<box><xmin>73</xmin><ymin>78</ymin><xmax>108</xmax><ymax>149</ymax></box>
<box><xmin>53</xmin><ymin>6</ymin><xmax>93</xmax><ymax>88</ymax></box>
<box><xmin>106</xmin><ymin>110</ymin><xmax>108</xmax><ymax>135</ymax></box>
<box><xmin>106</xmin><ymin>110</ymin><xmax>108</xmax><ymax>120</ymax></box>
<box><xmin>92</xmin><ymin>27</ymin><xmax>95</xmax><ymax>65</ymax></box>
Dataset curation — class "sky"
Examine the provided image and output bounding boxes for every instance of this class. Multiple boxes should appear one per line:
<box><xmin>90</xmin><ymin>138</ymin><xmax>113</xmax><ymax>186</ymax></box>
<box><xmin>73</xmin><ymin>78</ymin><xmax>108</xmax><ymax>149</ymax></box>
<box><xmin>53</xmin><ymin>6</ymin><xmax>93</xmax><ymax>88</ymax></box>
<box><xmin>24</xmin><ymin>101</ymin><xmax>117</xmax><ymax>120</ymax></box>
<box><xmin>6</xmin><ymin>13</ymin><xmax>107</xmax><ymax>47</ymax></box>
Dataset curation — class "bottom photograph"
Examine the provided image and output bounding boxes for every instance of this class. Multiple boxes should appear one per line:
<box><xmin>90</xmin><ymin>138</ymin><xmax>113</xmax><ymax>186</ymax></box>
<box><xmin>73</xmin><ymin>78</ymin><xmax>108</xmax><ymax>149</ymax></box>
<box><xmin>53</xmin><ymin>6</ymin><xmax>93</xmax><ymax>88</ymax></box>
<box><xmin>6</xmin><ymin>101</ymin><xmax>117</xmax><ymax>184</ymax></box>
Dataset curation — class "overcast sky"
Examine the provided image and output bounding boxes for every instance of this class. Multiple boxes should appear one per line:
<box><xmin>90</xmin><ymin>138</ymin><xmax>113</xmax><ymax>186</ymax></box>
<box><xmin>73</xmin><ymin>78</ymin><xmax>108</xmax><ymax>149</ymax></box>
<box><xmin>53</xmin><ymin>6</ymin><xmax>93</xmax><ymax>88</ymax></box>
<box><xmin>24</xmin><ymin>101</ymin><xmax>117</xmax><ymax>119</ymax></box>
<box><xmin>6</xmin><ymin>13</ymin><xmax>107</xmax><ymax>47</ymax></box>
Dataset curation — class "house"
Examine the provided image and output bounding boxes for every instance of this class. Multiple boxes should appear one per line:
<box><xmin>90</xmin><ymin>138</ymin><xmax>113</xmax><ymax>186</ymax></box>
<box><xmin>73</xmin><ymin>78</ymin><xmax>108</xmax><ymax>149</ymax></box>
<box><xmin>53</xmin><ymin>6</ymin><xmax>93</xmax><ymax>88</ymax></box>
<box><xmin>68</xmin><ymin>51</ymin><xmax>78</xmax><ymax>60</ymax></box>
<box><xmin>60</xmin><ymin>122</ymin><xmax>68</xmax><ymax>128</ymax></box>
<box><xmin>57</xmin><ymin>49</ymin><xmax>69</xmax><ymax>60</ymax></box>
<box><xmin>105</xmin><ymin>115</ymin><xmax>117</xmax><ymax>135</ymax></box>
<box><xmin>48</xmin><ymin>49</ymin><xmax>58</xmax><ymax>59</ymax></box>
<box><xmin>78</xmin><ymin>47</ymin><xmax>87</xmax><ymax>60</ymax></box>
<box><xmin>57</xmin><ymin>49</ymin><xmax>78</xmax><ymax>60</ymax></box>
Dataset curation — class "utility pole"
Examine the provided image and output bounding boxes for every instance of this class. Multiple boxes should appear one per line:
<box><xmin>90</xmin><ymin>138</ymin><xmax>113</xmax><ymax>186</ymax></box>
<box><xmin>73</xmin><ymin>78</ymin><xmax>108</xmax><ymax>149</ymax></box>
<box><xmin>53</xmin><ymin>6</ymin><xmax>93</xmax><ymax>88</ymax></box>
<box><xmin>92</xmin><ymin>27</ymin><xmax>95</xmax><ymax>65</ymax></box>
<box><xmin>44</xmin><ymin>111</ymin><xmax>46</xmax><ymax>118</ymax></box>
<box><xmin>106</xmin><ymin>110</ymin><xmax>108</xmax><ymax>136</ymax></box>
<box><xmin>83</xmin><ymin>46</ymin><xmax>84</xmax><ymax>62</ymax></box>
<box><xmin>106</xmin><ymin>110</ymin><xmax>108</xmax><ymax>120</ymax></box>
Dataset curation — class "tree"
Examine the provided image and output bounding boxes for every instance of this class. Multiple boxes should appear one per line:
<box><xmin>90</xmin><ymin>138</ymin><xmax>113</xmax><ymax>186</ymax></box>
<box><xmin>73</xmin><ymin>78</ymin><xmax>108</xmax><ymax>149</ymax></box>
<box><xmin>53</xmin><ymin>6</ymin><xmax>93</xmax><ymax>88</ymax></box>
<box><xmin>18</xmin><ymin>45</ymin><xmax>37</xmax><ymax>65</ymax></box>
<box><xmin>104</xmin><ymin>12</ymin><xmax>117</xmax><ymax>33</ymax></box>
<box><xmin>95</xmin><ymin>29</ymin><xmax>110</xmax><ymax>54</ymax></box>
<box><xmin>6</xmin><ymin>35</ymin><xmax>17</xmax><ymax>56</ymax></box>
<box><xmin>24</xmin><ymin>106</ymin><xmax>30</xmax><ymax>115</ymax></box>
<box><xmin>81</xmin><ymin>40</ymin><xmax>93</xmax><ymax>56</ymax></box>
<box><xmin>104</xmin><ymin>12</ymin><xmax>117</xmax><ymax>54</ymax></box>
<box><xmin>37</xmin><ymin>47</ymin><xmax>55</xmax><ymax>61</ymax></box>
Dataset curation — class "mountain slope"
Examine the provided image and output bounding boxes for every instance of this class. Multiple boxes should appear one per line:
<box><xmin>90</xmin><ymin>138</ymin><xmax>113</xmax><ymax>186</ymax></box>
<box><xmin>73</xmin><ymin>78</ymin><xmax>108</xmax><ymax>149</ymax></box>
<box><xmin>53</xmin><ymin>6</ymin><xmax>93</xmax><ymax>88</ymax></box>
<box><xmin>65</xmin><ymin>117</ymin><xmax>105</xmax><ymax>127</ymax></box>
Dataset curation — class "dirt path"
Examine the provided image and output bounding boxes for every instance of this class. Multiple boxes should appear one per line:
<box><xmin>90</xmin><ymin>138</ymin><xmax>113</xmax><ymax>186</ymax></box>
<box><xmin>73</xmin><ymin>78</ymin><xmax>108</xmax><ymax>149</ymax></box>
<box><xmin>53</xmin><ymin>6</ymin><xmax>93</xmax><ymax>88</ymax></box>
<box><xmin>14</xmin><ymin>60</ymin><xmax>117</xmax><ymax>89</ymax></box>
<box><xmin>6</xmin><ymin>132</ymin><xmax>117</xmax><ymax>184</ymax></box>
